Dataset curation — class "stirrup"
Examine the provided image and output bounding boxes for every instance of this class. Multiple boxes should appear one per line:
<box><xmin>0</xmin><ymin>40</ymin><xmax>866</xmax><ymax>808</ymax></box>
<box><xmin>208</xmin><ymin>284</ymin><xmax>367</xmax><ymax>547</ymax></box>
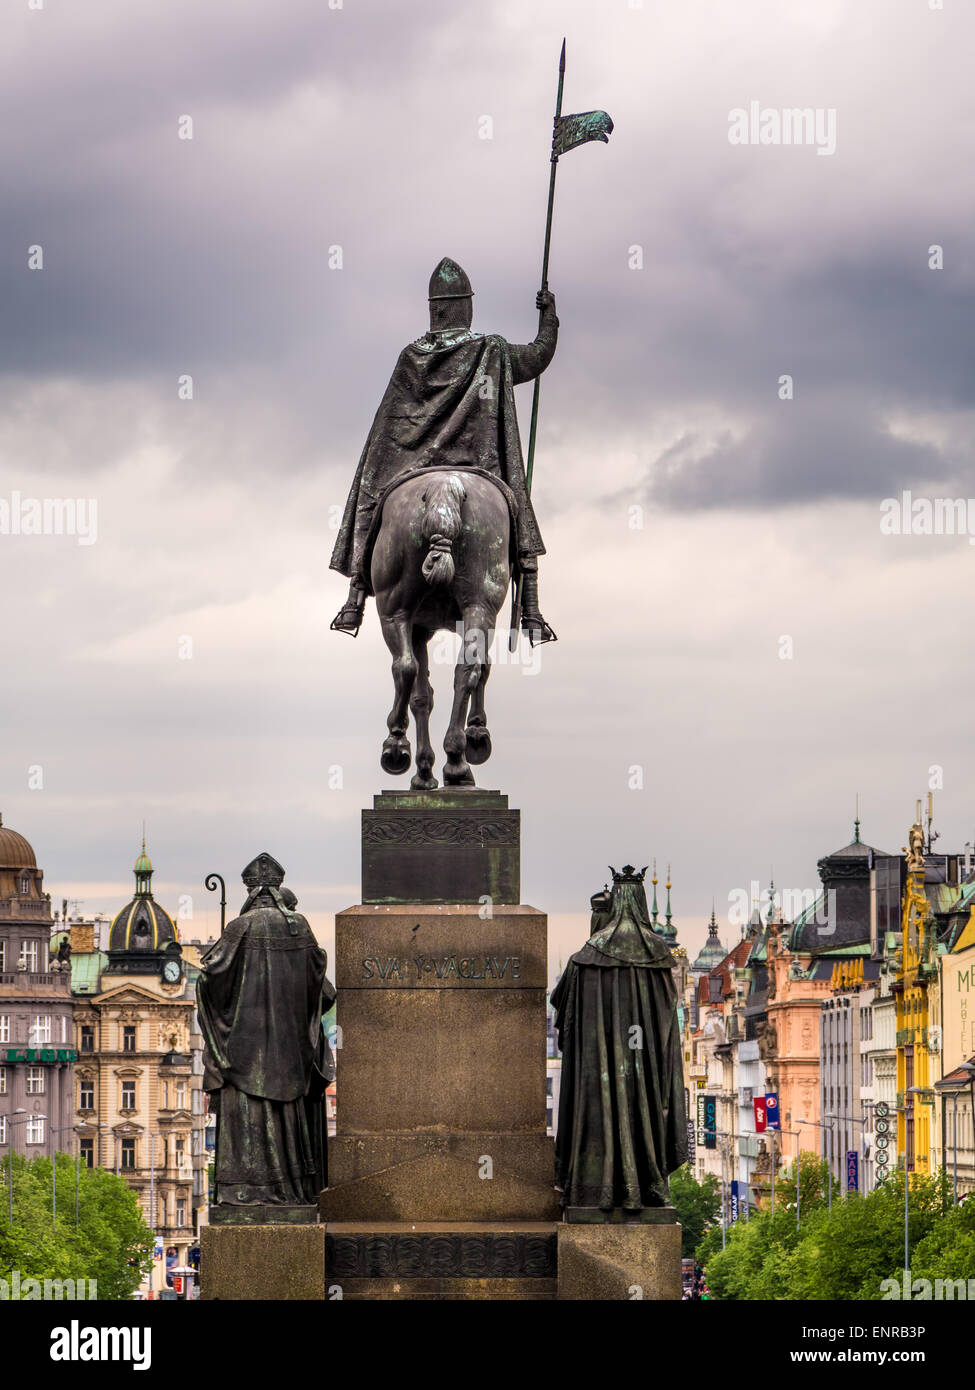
<box><xmin>330</xmin><ymin>603</ymin><xmax>363</xmax><ymax>636</ymax></box>
<box><xmin>521</xmin><ymin>611</ymin><xmax>558</xmax><ymax>646</ymax></box>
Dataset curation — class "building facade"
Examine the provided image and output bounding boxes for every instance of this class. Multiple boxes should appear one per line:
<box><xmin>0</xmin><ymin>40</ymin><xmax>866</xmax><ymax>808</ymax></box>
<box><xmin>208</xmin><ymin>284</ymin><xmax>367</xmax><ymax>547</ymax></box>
<box><xmin>71</xmin><ymin>846</ymin><xmax>206</xmax><ymax>1296</ymax></box>
<box><xmin>0</xmin><ymin>816</ymin><xmax>75</xmax><ymax>1158</ymax></box>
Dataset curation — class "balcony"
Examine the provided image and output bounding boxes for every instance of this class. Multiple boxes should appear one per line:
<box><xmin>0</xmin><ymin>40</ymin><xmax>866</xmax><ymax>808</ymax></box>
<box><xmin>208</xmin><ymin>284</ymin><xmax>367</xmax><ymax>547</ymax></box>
<box><xmin>0</xmin><ymin>971</ymin><xmax>71</xmax><ymax>994</ymax></box>
<box><xmin>0</xmin><ymin>898</ymin><xmax>51</xmax><ymax>918</ymax></box>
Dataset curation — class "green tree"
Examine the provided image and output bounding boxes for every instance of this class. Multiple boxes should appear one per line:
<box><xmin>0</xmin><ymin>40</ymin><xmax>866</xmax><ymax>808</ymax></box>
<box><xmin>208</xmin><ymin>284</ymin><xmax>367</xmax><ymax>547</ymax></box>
<box><xmin>699</xmin><ymin>1163</ymin><xmax>953</xmax><ymax>1301</ymax></box>
<box><xmin>909</xmin><ymin>1189</ymin><xmax>975</xmax><ymax>1287</ymax></box>
<box><xmin>670</xmin><ymin>1165</ymin><xmax>721</xmax><ymax>1256</ymax></box>
<box><xmin>697</xmin><ymin>1151</ymin><xmax>830</xmax><ymax>1299</ymax></box>
<box><xmin>0</xmin><ymin>1150</ymin><xmax>153</xmax><ymax>1299</ymax></box>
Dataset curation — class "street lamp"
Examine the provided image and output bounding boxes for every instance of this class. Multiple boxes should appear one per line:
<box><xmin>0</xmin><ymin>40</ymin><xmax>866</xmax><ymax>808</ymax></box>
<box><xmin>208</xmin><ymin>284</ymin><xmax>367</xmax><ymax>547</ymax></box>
<box><xmin>706</xmin><ymin>1128</ymin><xmax>738</xmax><ymax>1249</ymax></box>
<box><xmin>960</xmin><ymin>1064</ymin><xmax>975</xmax><ymax>1197</ymax></box>
<box><xmin>70</xmin><ymin>1123</ymin><xmax>108</xmax><ymax>1228</ymax></box>
<box><xmin>769</xmin><ymin>1128</ymin><xmax>802</xmax><ymax>1229</ymax></box>
<box><xmin>797</xmin><ymin>1118</ymin><xmax>833</xmax><ymax>1211</ymax></box>
<box><xmin>4</xmin><ymin>1109</ymin><xmax>47</xmax><ymax>1226</ymax></box>
<box><xmin>49</xmin><ymin>1122</ymin><xmax>79</xmax><ymax>1232</ymax></box>
<box><xmin>825</xmin><ymin>1111</ymin><xmax>870</xmax><ymax>1194</ymax></box>
<box><xmin>903</xmin><ymin>1086</ymin><xmax>930</xmax><ymax>1277</ymax></box>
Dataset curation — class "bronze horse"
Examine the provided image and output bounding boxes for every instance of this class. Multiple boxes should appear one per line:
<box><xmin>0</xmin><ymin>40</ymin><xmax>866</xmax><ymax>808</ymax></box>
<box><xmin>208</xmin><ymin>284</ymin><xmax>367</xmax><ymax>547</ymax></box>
<box><xmin>370</xmin><ymin>469</ymin><xmax>511</xmax><ymax>788</ymax></box>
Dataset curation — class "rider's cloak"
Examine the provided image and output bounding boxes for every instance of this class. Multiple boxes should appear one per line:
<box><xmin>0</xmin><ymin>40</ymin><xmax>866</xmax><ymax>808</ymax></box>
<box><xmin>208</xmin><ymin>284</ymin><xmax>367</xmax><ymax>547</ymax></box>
<box><xmin>330</xmin><ymin>327</ymin><xmax>550</xmax><ymax>589</ymax></box>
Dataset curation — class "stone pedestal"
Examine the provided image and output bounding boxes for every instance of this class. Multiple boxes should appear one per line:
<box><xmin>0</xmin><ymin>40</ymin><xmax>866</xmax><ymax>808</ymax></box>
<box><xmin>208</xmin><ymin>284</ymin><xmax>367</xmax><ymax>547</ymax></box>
<box><xmin>318</xmin><ymin>789</ymin><xmax>558</xmax><ymax>1298</ymax></box>
<box><xmin>201</xmin><ymin>1224</ymin><xmax>326</xmax><ymax>1301</ymax></box>
<box><xmin>362</xmin><ymin>789</ymin><xmax>519</xmax><ymax>904</ymax></box>
<box><xmin>320</xmin><ymin>900</ymin><xmax>557</xmax><ymax>1223</ymax></box>
<box><xmin>556</xmin><ymin>1221</ymin><xmax>682</xmax><ymax>1301</ymax></box>
<box><xmin>325</xmin><ymin>1221</ymin><xmax>558</xmax><ymax>1301</ymax></box>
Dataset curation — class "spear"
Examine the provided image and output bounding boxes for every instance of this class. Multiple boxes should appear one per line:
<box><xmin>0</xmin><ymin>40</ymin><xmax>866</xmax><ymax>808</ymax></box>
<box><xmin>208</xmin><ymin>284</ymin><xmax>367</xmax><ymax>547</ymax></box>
<box><xmin>510</xmin><ymin>40</ymin><xmax>613</xmax><ymax>649</ymax></box>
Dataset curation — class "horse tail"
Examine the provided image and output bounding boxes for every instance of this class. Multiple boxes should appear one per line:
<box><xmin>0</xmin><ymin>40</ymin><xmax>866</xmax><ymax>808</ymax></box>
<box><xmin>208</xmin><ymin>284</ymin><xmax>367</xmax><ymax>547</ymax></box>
<box><xmin>420</xmin><ymin>473</ymin><xmax>466</xmax><ymax>586</ymax></box>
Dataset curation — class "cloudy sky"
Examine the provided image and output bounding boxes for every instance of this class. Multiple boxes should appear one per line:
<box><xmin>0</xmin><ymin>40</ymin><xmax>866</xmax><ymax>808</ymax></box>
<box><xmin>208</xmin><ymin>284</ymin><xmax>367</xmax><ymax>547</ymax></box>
<box><xmin>1</xmin><ymin>0</ymin><xmax>973</xmax><ymax>972</ymax></box>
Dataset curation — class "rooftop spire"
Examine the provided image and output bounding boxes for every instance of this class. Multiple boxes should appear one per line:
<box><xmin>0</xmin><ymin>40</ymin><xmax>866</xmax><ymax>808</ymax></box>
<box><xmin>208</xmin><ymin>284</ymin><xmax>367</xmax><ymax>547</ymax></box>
<box><xmin>854</xmin><ymin>792</ymin><xmax>861</xmax><ymax>844</ymax></box>
<box><xmin>665</xmin><ymin>864</ymin><xmax>673</xmax><ymax>933</ymax></box>
<box><xmin>651</xmin><ymin>858</ymin><xmax>659</xmax><ymax>928</ymax></box>
<box><xmin>133</xmin><ymin>832</ymin><xmax>154</xmax><ymax>898</ymax></box>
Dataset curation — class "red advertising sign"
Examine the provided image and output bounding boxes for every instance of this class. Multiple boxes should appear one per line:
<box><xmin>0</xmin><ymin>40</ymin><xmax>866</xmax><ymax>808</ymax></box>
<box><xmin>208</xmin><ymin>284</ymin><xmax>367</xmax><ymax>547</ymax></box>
<box><xmin>753</xmin><ymin>1097</ymin><xmax>767</xmax><ymax>1132</ymax></box>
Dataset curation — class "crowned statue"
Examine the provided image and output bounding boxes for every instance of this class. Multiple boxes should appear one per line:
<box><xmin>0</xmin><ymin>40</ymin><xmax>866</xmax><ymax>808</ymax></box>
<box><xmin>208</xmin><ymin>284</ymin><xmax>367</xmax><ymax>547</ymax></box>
<box><xmin>551</xmin><ymin>865</ymin><xmax>688</xmax><ymax>1217</ymax></box>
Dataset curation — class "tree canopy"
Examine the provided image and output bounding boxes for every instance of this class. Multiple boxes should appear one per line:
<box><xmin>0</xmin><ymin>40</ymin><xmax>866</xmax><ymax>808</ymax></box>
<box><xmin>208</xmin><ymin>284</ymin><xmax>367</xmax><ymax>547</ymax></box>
<box><xmin>0</xmin><ymin>1150</ymin><xmax>154</xmax><ymax>1300</ymax></box>
<box><xmin>698</xmin><ymin>1160</ymin><xmax>956</xmax><ymax>1301</ymax></box>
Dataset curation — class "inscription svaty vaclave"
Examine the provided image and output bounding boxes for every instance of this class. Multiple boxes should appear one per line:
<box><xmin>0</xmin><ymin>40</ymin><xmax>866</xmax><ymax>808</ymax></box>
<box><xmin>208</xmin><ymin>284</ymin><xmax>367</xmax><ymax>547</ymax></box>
<box><xmin>360</xmin><ymin>953</ymin><xmax>521</xmax><ymax>983</ymax></box>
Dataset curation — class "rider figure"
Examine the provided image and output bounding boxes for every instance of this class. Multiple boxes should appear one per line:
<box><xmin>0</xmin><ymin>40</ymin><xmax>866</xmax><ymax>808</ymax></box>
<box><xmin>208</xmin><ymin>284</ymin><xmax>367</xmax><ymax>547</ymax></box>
<box><xmin>330</xmin><ymin>257</ymin><xmax>558</xmax><ymax>645</ymax></box>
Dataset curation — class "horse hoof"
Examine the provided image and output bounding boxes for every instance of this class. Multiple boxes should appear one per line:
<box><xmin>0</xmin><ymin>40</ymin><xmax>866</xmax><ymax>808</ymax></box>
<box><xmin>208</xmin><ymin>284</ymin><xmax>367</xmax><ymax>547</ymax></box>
<box><xmin>410</xmin><ymin>772</ymin><xmax>438</xmax><ymax>790</ymax></box>
<box><xmin>381</xmin><ymin>738</ymin><xmax>411</xmax><ymax>775</ymax></box>
<box><xmin>444</xmin><ymin>762</ymin><xmax>475</xmax><ymax>787</ymax></box>
<box><xmin>465</xmin><ymin>725</ymin><xmax>492</xmax><ymax>765</ymax></box>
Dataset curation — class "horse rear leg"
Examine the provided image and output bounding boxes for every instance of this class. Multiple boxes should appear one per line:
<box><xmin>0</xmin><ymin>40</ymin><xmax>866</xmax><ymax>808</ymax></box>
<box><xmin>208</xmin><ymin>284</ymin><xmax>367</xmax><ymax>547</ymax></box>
<box><xmin>409</xmin><ymin>628</ymin><xmax>437</xmax><ymax>790</ymax></box>
<box><xmin>465</xmin><ymin>651</ymin><xmax>492</xmax><ymax>766</ymax></box>
<box><xmin>380</xmin><ymin>613</ymin><xmax>417</xmax><ymax>776</ymax></box>
<box><xmin>443</xmin><ymin>605</ymin><xmax>490</xmax><ymax>787</ymax></box>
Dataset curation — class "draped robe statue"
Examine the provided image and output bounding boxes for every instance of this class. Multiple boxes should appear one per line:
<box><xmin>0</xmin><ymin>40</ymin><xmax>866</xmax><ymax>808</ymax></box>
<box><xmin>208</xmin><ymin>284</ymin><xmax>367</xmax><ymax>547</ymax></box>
<box><xmin>197</xmin><ymin>853</ymin><xmax>335</xmax><ymax>1212</ymax></box>
<box><xmin>551</xmin><ymin>865</ymin><xmax>688</xmax><ymax>1216</ymax></box>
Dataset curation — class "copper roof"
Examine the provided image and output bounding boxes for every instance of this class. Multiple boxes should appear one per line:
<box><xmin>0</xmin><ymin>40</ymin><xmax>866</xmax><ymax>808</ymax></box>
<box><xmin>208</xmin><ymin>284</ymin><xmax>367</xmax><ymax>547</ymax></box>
<box><xmin>0</xmin><ymin>814</ymin><xmax>37</xmax><ymax>869</ymax></box>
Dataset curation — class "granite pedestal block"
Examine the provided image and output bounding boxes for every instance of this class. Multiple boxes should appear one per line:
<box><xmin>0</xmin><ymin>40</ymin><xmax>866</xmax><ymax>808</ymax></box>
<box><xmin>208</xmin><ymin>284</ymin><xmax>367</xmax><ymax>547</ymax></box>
<box><xmin>201</xmin><ymin>1224</ymin><xmax>326</xmax><ymax>1301</ymax></box>
<box><xmin>325</xmin><ymin>1221</ymin><xmax>558</xmax><ymax>1301</ymax></box>
<box><xmin>556</xmin><ymin>1221</ymin><xmax>682</xmax><ymax>1300</ymax></box>
<box><xmin>320</xmin><ymin>902</ymin><xmax>557</xmax><ymax>1222</ymax></box>
<box><xmin>362</xmin><ymin>789</ymin><xmax>519</xmax><ymax>904</ymax></box>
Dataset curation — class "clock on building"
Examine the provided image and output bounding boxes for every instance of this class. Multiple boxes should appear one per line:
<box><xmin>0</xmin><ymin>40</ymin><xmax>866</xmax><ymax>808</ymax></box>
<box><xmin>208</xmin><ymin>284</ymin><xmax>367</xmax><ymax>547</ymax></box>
<box><xmin>162</xmin><ymin>959</ymin><xmax>181</xmax><ymax>984</ymax></box>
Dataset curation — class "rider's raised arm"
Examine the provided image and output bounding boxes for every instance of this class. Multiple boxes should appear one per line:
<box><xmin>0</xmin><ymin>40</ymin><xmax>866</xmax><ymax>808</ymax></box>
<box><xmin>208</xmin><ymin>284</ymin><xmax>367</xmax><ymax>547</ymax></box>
<box><xmin>508</xmin><ymin>290</ymin><xmax>559</xmax><ymax>385</ymax></box>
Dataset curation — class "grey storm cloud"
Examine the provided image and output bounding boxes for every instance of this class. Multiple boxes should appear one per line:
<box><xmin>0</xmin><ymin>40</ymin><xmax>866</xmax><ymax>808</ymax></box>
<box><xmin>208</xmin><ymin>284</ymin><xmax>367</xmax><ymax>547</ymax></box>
<box><xmin>2</xmin><ymin>0</ymin><xmax>975</xmax><ymax>969</ymax></box>
<box><xmin>639</xmin><ymin>400</ymin><xmax>953</xmax><ymax>511</ymax></box>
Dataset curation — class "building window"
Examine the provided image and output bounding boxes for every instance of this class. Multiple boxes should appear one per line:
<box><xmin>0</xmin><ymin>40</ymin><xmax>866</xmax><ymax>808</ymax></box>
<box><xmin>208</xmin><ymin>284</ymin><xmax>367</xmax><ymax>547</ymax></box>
<box><xmin>80</xmin><ymin>1139</ymin><xmax>94</xmax><ymax>1168</ymax></box>
<box><xmin>27</xmin><ymin>1067</ymin><xmax>45</xmax><ymax>1095</ymax></box>
<box><xmin>19</xmin><ymin>874</ymin><xmax>30</xmax><ymax>896</ymax></box>
<box><xmin>121</xmin><ymin>1080</ymin><xmax>136</xmax><ymax>1110</ymax></box>
<box><xmin>0</xmin><ymin>1116</ymin><xmax>6</xmax><ymax>1145</ymax></box>
<box><xmin>79</xmin><ymin>1079</ymin><xmax>95</xmax><ymax>1110</ymax></box>
<box><xmin>176</xmin><ymin>1199</ymin><xmax>186</xmax><ymax>1227</ymax></box>
<box><xmin>0</xmin><ymin>1016</ymin><xmax>8</xmax><ymax>1044</ymax></box>
<box><xmin>0</xmin><ymin>940</ymin><xmax>5</xmax><ymax>972</ymax></box>
<box><xmin>120</xmin><ymin>1138</ymin><xmax>136</xmax><ymax>1170</ymax></box>
<box><xmin>26</xmin><ymin>1117</ymin><xmax>45</xmax><ymax>1145</ymax></box>
<box><xmin>30</xmin><ymin>1015</ymin><xmax>51</xmax><ymax>1044</ymax></box>
<box><xmin>122</xmin><ymin>1026</ymin><xmax>136</xmax><ymax>1052</ymax></box>
<box><xmin>80</xmin><ymin>1025</ymin><xmax>94</xmax><ymax>1053</ymax></box>
<box><xmin>0</xmin><ymin>1066</ymin><xmax>6</xmax><ymax>1095</ymax></box>
<box><xmin>175</xmin><ymin>1083</ymin><xmax>186</xmax><ymax>1110</ymax></box>
<box><xmin>20</xmin><ymin>941</ymin><xmax>38</xmax><ymax>972</ymax></box>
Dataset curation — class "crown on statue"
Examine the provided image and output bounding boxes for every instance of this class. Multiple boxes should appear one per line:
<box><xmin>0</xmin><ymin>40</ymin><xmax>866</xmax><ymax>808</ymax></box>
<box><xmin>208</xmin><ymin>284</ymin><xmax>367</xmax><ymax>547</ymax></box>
<box><xmin>241</xmin><ymin>852</ymin><xmax>286</xmax><ymax>890</ymax></box>
<box><xmin>608</xmin><ymin>864</ymin><xmax>648</xmax><ymax>884</ymax></box>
